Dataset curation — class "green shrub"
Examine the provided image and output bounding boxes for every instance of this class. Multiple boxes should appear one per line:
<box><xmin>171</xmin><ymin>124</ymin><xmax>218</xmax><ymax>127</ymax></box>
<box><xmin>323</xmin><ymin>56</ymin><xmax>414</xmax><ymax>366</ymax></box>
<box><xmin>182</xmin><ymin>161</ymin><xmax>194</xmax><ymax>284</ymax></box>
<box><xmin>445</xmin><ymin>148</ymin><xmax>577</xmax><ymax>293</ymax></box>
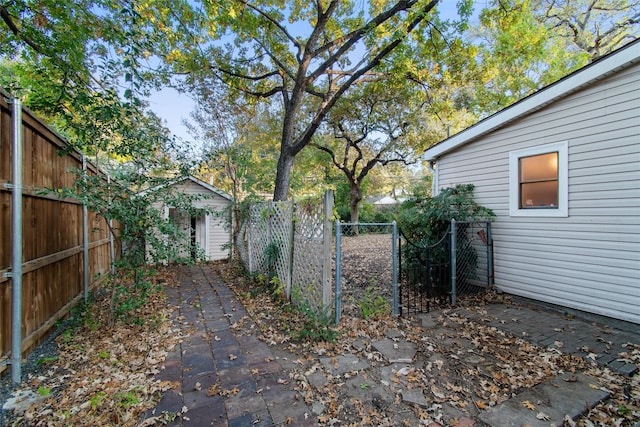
<box><xmin>396</xmin><ymin>184</ymin><xmax>494</xmax><ymax>297</ymax></box>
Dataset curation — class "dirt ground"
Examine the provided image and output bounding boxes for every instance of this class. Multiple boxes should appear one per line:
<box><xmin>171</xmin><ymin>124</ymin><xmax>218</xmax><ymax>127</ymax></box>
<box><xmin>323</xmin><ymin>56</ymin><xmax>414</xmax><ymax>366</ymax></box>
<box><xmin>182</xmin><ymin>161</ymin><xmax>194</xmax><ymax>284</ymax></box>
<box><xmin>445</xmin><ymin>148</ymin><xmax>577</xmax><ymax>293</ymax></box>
<box><xmin>337</xmin><ymin>233</ymin><xmax>395</xmax><ymax>318</ymax></box>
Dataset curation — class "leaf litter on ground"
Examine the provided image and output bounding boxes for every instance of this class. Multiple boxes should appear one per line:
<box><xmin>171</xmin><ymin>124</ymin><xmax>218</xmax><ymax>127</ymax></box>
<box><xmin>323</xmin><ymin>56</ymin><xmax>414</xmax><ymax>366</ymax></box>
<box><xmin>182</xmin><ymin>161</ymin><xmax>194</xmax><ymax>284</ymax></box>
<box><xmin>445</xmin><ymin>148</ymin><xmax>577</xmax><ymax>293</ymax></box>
<box><xmin>215</xmin><ymin>260</ymin><xmax>639</xmax><ymax>426</ymax></box>
<box><xmin>4</xmin><ymin>260</ymin><xmax>638</xmax><ymax>426</ymax></box>
<box><xmin>4</xmin><ymin>267</ymin><xmax>184</xmax><ymax>426</ymax></box>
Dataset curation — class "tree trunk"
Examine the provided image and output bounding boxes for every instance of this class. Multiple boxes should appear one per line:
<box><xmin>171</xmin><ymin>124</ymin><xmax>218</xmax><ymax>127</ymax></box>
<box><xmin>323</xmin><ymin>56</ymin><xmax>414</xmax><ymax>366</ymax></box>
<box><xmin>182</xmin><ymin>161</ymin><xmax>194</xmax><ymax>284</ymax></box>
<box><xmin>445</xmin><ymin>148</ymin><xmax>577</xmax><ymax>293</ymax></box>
<box><xmin>273</xmin><ymin>149</ymin><xmax>295</xmax><ymax>201</ymax></box>
<box><xmin>349</xmin><ymin>182</ymin><xmax>362</xmax><ymax>234</ymax></box>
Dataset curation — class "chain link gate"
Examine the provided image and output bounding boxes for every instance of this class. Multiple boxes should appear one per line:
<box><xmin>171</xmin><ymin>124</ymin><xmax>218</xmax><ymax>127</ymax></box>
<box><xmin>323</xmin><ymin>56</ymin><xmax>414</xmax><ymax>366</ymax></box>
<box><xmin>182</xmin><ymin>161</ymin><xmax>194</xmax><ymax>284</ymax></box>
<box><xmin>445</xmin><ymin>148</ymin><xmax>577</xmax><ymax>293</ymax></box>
<box><xmin>399</xmin><ymin>220</ymin><xmax>493</xmax><ymax>316</ymax></box>
<box><xmin>451</xmin><ymin>220</ymin><xmax>493</xmax><ymax>304</ymax></box>
<box><xmin>334</xmin><ymin>222</ymin><xmax>398</xmax><ymax>323</ymax></box>
<box><xmin>399</xmin><ymin>226</ymin><xmax>451</xmax><ymax>316</ymax></box>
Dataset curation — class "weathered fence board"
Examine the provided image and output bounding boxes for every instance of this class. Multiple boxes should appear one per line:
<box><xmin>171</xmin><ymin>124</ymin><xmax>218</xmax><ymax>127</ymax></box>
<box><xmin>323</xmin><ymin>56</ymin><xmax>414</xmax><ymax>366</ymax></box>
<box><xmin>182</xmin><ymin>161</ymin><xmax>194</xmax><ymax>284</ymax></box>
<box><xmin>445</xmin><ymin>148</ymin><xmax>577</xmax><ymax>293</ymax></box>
<box><xmin>0</xmin><ymin>90</ymin><xmax>116</xmax><ymax>374</ymax></box>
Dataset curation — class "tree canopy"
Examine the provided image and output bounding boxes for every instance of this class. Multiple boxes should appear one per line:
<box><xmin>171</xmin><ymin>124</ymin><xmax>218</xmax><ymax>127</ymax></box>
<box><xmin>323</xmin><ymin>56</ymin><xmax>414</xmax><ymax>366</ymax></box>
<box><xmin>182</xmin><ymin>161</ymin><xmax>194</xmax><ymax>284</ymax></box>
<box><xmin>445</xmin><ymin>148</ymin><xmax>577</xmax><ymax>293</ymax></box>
<box><xmin>162</xmin><ymin>0</ymin><xmax>476</xmax><ymax>200</ymax></box>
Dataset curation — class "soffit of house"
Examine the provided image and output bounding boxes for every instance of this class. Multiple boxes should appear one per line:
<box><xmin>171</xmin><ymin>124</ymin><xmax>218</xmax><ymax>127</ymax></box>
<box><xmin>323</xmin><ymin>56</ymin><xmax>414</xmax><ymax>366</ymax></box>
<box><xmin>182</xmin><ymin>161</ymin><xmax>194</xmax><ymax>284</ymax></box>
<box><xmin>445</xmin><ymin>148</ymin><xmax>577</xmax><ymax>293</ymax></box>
<box><xmin>423</xmin><ymin>38</ymin><xmax>640</xmax><ymax>161</ymax></box>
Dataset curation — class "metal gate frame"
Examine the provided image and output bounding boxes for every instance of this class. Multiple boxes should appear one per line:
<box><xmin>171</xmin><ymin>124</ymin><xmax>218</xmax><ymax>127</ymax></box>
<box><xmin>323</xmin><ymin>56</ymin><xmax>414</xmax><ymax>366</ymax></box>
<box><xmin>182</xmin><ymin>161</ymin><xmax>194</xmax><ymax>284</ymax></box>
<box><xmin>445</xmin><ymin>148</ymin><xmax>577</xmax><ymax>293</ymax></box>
<box><xmin>334</xmin><ymin>221</ymin><xmax>399</xmax><ymax>323</ymax></box>
<box><xmin>398</xmin><ymin>220</ymin><xmax>493</xmax><ymax>316</ymax></box>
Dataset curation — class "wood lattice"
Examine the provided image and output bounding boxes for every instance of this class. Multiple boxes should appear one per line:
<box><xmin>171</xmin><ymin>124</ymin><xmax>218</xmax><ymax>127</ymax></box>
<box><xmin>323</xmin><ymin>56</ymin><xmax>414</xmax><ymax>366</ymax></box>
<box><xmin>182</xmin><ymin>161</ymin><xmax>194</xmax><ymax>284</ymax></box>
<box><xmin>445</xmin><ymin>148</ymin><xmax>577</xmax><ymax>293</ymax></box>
<box><xmin>292</xmin><ymin>199</ymin><xmax>326</xmax><ymax>315</ymax></box>
<box><xmin>235</xmin><ymin>195</ymin><xmax>331</xmax><ymax>315</ymax></box>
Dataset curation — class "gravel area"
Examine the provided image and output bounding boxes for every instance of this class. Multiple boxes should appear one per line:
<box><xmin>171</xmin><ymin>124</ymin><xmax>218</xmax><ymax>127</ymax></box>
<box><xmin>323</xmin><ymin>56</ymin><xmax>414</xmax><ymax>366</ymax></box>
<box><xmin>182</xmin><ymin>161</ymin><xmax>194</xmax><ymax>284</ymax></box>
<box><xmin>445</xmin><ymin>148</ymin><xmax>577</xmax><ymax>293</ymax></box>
<box><xmin>0</xmin><ymin>321</ymin><xmax>66</xmax><ymax>426</ymax></box>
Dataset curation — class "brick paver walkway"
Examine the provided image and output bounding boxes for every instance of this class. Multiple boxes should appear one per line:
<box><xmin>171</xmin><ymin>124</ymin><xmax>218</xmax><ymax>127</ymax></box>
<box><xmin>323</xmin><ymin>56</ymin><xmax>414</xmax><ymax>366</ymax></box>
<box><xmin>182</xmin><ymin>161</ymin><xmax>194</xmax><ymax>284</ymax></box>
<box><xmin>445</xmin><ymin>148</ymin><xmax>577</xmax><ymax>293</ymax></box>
<box><xmin>147</xmin><ymin>265</ymin><xmax>315</xmax><ymax>426</ymax></box>
<box><xmin>144</xmin><ymin>265</ymin><xmax>639</xmax><ymax>426</ymax></box>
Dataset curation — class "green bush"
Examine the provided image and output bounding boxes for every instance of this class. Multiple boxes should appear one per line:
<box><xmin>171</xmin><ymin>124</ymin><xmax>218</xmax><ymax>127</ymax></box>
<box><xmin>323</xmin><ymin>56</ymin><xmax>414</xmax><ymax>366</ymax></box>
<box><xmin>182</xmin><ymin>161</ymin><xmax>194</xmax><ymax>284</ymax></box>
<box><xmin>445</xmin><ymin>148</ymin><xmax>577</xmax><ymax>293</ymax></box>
<box><xmin>396</xmin><ymin>184</ymin><xmax>494</xmax><ymax>297</ymax></box>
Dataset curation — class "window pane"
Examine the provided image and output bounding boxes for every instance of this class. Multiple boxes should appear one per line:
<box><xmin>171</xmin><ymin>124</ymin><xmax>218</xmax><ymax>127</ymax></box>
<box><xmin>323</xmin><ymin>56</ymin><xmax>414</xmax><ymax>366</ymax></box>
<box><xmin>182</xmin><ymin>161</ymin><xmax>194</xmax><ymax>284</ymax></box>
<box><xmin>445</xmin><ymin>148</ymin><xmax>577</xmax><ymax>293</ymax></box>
<box><xmin>521</xmin><ymin>181</ymin><xmax>558</xmax><ymax>208</ymax></box>
<box><xmin>520</xmin><ymin>152</ymin><xmax>558</xmax><ymax>181</ymax></box>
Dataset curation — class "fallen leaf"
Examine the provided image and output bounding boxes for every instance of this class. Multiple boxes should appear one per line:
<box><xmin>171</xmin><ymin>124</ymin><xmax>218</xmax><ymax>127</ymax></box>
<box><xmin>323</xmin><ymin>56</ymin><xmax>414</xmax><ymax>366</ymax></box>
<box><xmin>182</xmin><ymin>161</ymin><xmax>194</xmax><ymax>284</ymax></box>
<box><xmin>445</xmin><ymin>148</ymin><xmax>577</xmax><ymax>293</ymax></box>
<box><xmin>536</xmin><ymin>411</ymin><xmax>550</xmax><ymax>420</ymax></box>
<box><xmin>522</xmin><ymin>400</ymin><xmax>536</xmax><ymax>410</ymax></box>
<box><xmin>220</xmin><ymin>387</ymin><xmax>239</xmax><ymax>396</ymax></box>
<box><xmin>563</xmin><ymin>414</ymin><xmax>577</xmax><ymax>427</ymax></box>
<box><xmin>207</xmin><ymin>384</ymin><xmax>220</xmax><ymax>396</ymax></box>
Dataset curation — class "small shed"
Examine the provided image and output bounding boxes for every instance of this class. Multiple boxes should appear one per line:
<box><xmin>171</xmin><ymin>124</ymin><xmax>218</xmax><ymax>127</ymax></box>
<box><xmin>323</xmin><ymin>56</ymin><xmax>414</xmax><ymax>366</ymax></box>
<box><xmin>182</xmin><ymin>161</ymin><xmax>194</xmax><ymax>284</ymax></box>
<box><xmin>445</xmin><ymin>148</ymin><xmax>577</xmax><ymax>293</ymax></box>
<box><xmin>157</xmin><ymin>176</ymin><xmax>233</xmax><ymax>262</ymax></box>
<box><xmin>423</xmin><ymin>40</ymin><xmax>640</xmax><ymax>325</ymax></box>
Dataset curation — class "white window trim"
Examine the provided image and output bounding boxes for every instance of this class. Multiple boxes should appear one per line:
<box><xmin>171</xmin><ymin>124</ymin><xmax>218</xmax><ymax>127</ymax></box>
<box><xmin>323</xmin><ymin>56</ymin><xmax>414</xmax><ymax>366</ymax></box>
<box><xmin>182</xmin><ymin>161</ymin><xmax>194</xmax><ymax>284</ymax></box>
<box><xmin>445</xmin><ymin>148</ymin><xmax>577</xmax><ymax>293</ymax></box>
<box><xmin>509</xmin><ymin>141</ymin><xmax>569</xmax><ymax>217</ymax></box>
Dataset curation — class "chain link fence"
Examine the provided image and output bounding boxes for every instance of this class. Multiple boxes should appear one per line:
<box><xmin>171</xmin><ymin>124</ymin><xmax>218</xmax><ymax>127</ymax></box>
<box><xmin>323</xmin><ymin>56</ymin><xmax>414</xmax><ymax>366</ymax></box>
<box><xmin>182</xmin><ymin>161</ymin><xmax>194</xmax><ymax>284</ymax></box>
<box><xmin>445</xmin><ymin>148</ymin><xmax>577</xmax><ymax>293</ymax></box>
<box><xmin>399</xmin><ymin>220</ymin><xmax>493</xmax><ymax>315</ymax></box>
<box><xmin>235</xmin><ymin>198</ymin><xmax>492</xmax><ymax>321</ymax></box>
<box><xmin>334</xmin><ymin>223</ymin><xmax>398</xmax><ymax>322</ymax></box>
<box><xmin>451</xmin><ymin>220</ymin><xmax>493</xmax><ymax>303</ymax></box>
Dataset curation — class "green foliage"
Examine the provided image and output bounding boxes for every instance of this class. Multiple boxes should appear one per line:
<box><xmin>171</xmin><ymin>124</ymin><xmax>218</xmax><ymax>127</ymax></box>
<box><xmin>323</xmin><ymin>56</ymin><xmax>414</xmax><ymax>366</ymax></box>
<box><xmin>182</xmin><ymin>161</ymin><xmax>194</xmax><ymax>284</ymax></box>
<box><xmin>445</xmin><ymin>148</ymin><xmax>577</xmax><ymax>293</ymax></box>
<box><xmin>358</xmin><ymin>288</ymin><xmax>391</xmax><ymax>319</ymax></box>
<box><xmin>56</xmin><ymin>168</ymin><xmax>215</xmax><ymax>324</ymax></box>
<box><xmin>263</xmin><ymin>241</ymin><xmax>280</xmax><ymax>278</ymax></box>
<box><xmin>37</xmin><ymin>386</ymin><xmax>51</xmax><ymax>397</ymax></box>
<box><xmin>292</xmin><ymin>288</ymin><xmax>338</xmax><ymax>343</ymax></box>
<box><xmin>90</xmin><ymin>392</ymin><xmax>107</xmax><ymax>410</ymax></box>
<box><xmin>397</xmin><ymin>184</ymin><xmax>494</xmax><ymax>245</ymax></box>
<box><xmin>397</xmin><ymin>184</ymin><xmax>494</xmax><ymax>297</ymax></box>
<box><xmin>115</xmin><ymin>389</ymin><xmax>141</xmax><ymax>408</ymax></box>
<box><xmin>36</xmin><ymin>356</ymin><xmax>58</xmax><ymax>367</ymax></box>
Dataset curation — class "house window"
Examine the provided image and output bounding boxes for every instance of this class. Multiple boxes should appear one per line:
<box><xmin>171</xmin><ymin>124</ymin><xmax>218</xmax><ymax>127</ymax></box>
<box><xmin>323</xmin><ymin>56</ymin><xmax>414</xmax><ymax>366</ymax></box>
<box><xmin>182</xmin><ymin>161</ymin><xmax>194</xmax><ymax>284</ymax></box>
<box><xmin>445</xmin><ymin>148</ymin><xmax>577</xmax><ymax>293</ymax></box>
<box><xmin>509</xmin><ymin>141</ymin><xmax>568</xmax><ymax>217</ymax></box>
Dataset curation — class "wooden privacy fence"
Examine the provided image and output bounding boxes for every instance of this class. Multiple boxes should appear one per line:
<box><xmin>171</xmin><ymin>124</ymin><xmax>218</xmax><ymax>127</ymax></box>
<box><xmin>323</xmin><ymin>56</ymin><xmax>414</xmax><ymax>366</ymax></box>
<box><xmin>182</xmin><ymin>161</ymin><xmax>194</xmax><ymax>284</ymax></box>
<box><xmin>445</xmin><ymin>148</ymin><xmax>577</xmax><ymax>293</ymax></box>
<box><xmin>0</xmin><ymin>90</ymin><xmax>116</xmax><ymax>380</ymax></box>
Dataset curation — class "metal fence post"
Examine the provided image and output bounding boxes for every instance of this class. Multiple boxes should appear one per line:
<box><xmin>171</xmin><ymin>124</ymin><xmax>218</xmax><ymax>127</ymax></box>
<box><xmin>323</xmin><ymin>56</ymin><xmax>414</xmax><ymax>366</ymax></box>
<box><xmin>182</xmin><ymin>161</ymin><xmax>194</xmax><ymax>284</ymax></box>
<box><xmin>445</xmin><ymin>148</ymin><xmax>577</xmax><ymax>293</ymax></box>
<box><xmin>10</xmin><ymin>97</ymin><xmax>23</xmax><ymax>384</ymax></box>
<box><xmin>487</xmin><ymin>221</ymin><xmax>493</xmax><ymax>286</ymax></box>
<box><xmin>335</xmin><ymin>221</ymin><xmax>342</xmax><ymax>324</ymax></box>
<box><xmin>322</xmin><ymin>190</ymin><xmax>334</xmax><ymax>311</ymax></box>
<box><xmin>451</xmin><ymin>218</ymin><xmax>457</xmax><ymax>305</ymax></box>
<box><xmin>391</xmin><ymin>221</ymin><xmax>399</xmax><ymax>316</ymax></box>
<box><xmin>82</xmin><ymin>156</ymin><xmax>89</xmax><ymax>300</ymax></box>
<box><xmin>247</xmin><ymin>209</ymin><xmax>253</xmax><ymax>272</ymax></box>
<box><xmin>107</xmin><ymin>175</ymin><xmax>115</xmax><ymax>274</ymax></box>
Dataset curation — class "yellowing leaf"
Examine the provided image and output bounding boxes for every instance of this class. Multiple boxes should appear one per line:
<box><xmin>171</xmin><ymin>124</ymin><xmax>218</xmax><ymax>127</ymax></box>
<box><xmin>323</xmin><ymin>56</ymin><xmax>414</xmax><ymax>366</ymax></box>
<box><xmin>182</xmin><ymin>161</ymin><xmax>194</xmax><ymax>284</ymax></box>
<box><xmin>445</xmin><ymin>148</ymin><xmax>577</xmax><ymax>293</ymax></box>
<box><xmin>207</xmin><ymin>384</ymin><xmax>220</xmax><ymax>396</ymax></box>
<box><xmin>522</xmin><ymin>400</ymin><xmax>536</xmax><ymax>410</ymax></box>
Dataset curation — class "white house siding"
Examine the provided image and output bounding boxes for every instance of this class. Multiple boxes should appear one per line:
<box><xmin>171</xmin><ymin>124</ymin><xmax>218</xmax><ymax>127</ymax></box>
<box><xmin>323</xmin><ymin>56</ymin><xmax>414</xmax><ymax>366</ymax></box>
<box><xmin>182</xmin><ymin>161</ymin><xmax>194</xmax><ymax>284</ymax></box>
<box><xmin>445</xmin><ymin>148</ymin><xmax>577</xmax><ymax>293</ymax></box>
<box><xmin>435</xmin><ymin>62</ymin><xmax>640</xmax><ymax>324</ymax></box>
<box><xmin>170</xmin><ymin>180</ymin><xmax>232</xmax><ymax>261</ymax></box>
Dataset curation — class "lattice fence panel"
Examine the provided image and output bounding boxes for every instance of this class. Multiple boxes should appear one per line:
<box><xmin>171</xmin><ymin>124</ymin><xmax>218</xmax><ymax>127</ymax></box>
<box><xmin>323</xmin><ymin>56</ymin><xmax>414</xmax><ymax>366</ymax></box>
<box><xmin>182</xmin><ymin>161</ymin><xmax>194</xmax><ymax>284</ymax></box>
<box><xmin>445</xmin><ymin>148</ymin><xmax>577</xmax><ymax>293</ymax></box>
<box><xmin>292</xmin><ymin>198</ymin><xmax>326</xmax><ymax>314</ymax></box>
<box><xmin>269</xmin><ymin>202</ymin><xmax>294</xmax><ymax>290</ymax></box>
<box><xmin>235</xmin><ymin>219</ymin><xmax>249</xmax><ymax>267</ymax></box>
<box><xmin>235</xmin><ymin>194</ymin><xmax>332</xmax><ymax>316</ymax></box>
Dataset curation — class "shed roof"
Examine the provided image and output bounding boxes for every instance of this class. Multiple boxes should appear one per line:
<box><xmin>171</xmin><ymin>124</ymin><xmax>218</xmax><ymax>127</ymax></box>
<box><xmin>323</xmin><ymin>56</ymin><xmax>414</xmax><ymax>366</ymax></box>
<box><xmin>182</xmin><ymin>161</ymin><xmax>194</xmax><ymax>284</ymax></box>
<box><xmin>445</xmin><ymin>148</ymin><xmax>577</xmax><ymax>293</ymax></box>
<box><xmin>178</xmin><ymin>176</ymin><xmax>233</xmax><ymax>201</ymax></box>
<box><xmin>423</xmin><ymin>38</ymin><xmax>640</xmax><ymax>161</ymax></box>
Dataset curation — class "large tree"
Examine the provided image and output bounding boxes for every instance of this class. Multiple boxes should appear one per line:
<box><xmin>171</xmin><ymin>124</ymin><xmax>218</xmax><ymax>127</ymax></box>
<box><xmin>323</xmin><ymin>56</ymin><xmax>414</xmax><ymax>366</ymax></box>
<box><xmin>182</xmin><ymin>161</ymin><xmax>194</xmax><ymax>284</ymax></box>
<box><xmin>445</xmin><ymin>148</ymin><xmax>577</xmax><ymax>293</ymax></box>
<box><xmin>467</xmin><ymin>0</ymin><xmax>640</xmax><ymax>115</ymax></box>
<box><xmin>533</xmin><ymin>0</ymin><xmax>640</xmax><ymax>58</ymax></box>
<box><xmin>0</xmin><ymin>0</ymin><xmax>173</xmax><ymax>158</ymax></box>
<box><xmin>311</xmin><ymin>79</ymin><xmax>425</xmax><ymax>223</ymax></box>
<box><xmin>166</xmin><ymin>0</ymin><xmax>476</xmax><ymax>201</ymax></box>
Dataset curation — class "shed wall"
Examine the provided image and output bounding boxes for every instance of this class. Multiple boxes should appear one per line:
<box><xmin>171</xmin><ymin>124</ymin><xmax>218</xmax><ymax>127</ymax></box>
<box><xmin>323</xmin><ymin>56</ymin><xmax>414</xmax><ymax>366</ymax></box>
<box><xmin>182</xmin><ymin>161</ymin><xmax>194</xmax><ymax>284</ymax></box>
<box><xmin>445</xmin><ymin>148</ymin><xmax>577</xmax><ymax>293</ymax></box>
<box><xmin>169</xmin><ymin>180</ymin><xmax>231</xmax><ymax>261</ymax></box>
<box><xmin>435</xmin><ymin>62</ymin><xmax>640</xmax><ymax>324</ymax></box>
